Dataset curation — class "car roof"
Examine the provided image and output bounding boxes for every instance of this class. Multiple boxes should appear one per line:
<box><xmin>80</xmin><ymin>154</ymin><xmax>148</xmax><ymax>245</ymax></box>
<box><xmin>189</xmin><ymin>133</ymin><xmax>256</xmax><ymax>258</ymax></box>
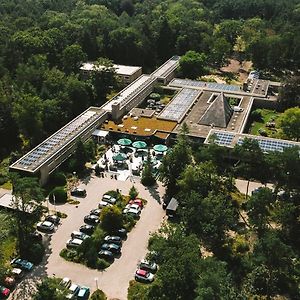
<box><xmin>136</xmin><ymin>269</ymin><xmax>147</xmax><ymax>276</ymax></box>
<box><xmin>72</xmin><ymin>238</ymin><xmax>83</xmax><ymax>244</ymax></box>
<box><xmin>43</xmin><ymin>221</ymin><xmax>54</xmax><ymax>226</ymax></box>
<box><xmin>69</xmin><ymin>283</ymin><xmax>79</xmax><ymax>290</ymax></box>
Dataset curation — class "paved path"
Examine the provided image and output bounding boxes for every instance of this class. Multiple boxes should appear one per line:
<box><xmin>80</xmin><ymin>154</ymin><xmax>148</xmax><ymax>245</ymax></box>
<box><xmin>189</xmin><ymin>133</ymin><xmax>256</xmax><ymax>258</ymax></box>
<box><xmin>235</xmin><ymin>179</ymin><xmax>273</xmax><ymax>195</ymax></box>
<box><xmin>10</xmin><ymin>176</ymin><xmax>165</xmax><ymax>300</ymax></box>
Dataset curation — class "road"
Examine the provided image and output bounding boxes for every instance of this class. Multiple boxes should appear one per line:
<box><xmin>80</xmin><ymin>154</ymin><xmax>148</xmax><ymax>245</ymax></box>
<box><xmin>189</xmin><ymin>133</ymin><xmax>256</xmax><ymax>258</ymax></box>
<box><xmin>9</xmin><ymin>176</ymin><xmax>165</xmax><ymax>300</ymax></box>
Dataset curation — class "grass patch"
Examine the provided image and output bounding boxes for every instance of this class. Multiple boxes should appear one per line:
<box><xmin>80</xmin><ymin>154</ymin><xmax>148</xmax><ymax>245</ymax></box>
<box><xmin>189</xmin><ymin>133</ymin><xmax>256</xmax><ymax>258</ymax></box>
<box><xmin>248</xmin><ymin>109</ymin><xmax>281</xmax><ymax>137</ymax></box>
<box><xmin>0</xmin><ymin>181</ymin><xmax>12</xmax><ymax>190</ymax></box>
<box><xmin>128</xmin><ymin>280</ymin><xmax>150</xmax><ymax>300</ymax></box>
<box><xmin>67</xmin><ymin>198</ymin><xmax>80</xmax><ymax>205</ymax></box>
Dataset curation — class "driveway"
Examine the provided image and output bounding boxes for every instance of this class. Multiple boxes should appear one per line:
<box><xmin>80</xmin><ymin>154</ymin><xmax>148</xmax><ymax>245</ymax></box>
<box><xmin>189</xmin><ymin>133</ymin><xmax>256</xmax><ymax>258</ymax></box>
<box><xmin>10</xmin><ymin>176</ymin><xmax>165</xmax><ymax>300</ymax></box>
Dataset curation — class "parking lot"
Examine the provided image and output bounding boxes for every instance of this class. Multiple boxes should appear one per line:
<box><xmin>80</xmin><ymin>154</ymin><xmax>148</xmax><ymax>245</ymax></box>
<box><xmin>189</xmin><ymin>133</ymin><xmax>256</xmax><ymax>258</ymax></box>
<box><xmin>9</xmin><ymin>176</ymin><xmax>165</xmax><ymax>300</ymax></box>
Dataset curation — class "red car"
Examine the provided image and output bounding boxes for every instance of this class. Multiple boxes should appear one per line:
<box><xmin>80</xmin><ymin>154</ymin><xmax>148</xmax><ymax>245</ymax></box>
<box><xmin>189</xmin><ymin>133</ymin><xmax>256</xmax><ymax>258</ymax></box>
<box><xmin>0</xmin><ymin>285</ymin><xmax>10</xmax><ymax>298</ymax></box>
<box><xmin>129</xmin><ymin>199</ymin><xmax>143</xmax><ymax>208</ymax></box>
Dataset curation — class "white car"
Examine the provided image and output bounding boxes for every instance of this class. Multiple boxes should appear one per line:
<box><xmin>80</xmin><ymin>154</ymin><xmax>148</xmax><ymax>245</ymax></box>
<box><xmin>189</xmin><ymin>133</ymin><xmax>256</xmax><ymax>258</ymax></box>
<box><xmin>66</xmin><ymin>238</ymin><xmax>83</xmax><ymax>249</ymax></box>
<box><xmin>37</xmin><ymin>221</ymin><xmax>55</xmax><ymax>232</ymax></box>
<box><xmin>66</xmin><ymin>283</ymin><xmax>80</xmax><ymax>299</ymax></box>
<box><xmin>98</xmin><ymin>201</ymin><xmax>113</xmax><ymax>208</ymax></box>
<box><xmin>129</xmin><ymin>204</ymin><xmax>141</xmax><ymax>212</ymax></box>
<box><xmin>60</xmin><ymin>277</ymin><xmax>72</xmax><ymax>288</ymax></box>
<box><xmin>102</xmin><ymin>194</ymin><xmax>117</xmax><ymax>204</ymax></box>
<box><xmin>127</xmin><ymin>208</ymin><xmax>141</xmax><ymax>218</ymax></box>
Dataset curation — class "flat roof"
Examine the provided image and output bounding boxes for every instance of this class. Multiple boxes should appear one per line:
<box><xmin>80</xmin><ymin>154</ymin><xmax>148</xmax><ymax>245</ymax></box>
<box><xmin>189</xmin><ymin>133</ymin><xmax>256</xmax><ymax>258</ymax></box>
<box><xmin>205</xmin><ymin>129</ymin><xmax>300</xmax><ymax>153</ymax></box>
<box><xmin>10</xmin><ymin>107</ymin><xmax>106</xmax><ymax>173</ymax></box>
<box><xmin>80</xmin><ymin>63</ymin><xmax>141</xmax><ymax>76</ymax></box>
<box><xmin>151</xmin><ymin>56</ymin><xmax>180</xmax><ymax>79</ymax></box>
<box><xmin>102</xmin><ymin>75</ymin><xmax>156</xmax><ymax>112</ymax></box>
<box><xmin>158</xmin><ymin>88</ymin><xmax>201</xmax><ymax>122</ymax></box>
<box><xmin>102</xmin><ymin>115</ymin><xmax>177</xmax><ymax>137</ymax></box>
<box><xmin>0</xmin><ymin>193</ymin><xmax>34</xmax><ymax>213</ymax></box>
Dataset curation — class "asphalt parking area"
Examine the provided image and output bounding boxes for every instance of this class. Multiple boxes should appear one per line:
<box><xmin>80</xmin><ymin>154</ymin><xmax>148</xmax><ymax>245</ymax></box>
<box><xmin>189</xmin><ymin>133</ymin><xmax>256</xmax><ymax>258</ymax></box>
<box><xmin>9</xmin><ymin>176</ymin><xmax>165</xmax><ymax>300</ymax></box>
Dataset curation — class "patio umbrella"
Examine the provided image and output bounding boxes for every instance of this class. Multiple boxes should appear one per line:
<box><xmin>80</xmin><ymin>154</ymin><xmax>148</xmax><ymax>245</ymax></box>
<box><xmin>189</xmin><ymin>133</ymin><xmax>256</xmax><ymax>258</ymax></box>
<box><xmin>132</xmin><ymin>141</ymin><xmax>147</xmax><ymax>149</ymax></box>
<box><xmin>112</xmin><ymin>152</ymin><xmax>127</xmax><ymax>161</ymax></box>
<box><xmin>117</xmin><ymin>138</ymin><xmax>132</xmax><ymax>146</ymax></box>
<box><xmin>153</xmin><ymin>144</ymin><xmax>168</xmax><ymax>152</ymax></box>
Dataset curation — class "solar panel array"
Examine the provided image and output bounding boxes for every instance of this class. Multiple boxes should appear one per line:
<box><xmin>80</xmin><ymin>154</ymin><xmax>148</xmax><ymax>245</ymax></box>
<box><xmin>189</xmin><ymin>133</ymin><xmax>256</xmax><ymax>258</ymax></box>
<box><xmin>159</xmin><ymin>88</ymin><xmax>199</xmax><ymax>122</ymax></box>
<box><xmin>13</xmin><ymin>109</ymin><xmax>104</xmax><ymax>171</ymax></box>
<box><xmin>212</xmin><ymin>132</ymin><xmax>235</xmax><ymax>146</ymax></box>
<box><xmin>151</xmin><ymin>56</ymin><xmax>180</xmax><ymax>78</ymax></box>
<box><xmin>103</xmin><ymin>75</ymin><xmax>155</xmax><ymax>111</ymax></box>
<box><xmin>237</xmin><ymin>137</ymin><xmax>296</xmax><ymax>153</ymax></box>
<box><xmin>170</xmin><ymin>79</ymin><xmax>241</xmax><ymax>92</ymax></box>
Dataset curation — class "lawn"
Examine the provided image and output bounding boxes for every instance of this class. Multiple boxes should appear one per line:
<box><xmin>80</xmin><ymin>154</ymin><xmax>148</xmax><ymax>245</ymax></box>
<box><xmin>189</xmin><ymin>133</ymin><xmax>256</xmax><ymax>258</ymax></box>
<box><xmin>248</xmin><ymin>109</ymin><xmax>282</xmax><ymax>138</ymax></box>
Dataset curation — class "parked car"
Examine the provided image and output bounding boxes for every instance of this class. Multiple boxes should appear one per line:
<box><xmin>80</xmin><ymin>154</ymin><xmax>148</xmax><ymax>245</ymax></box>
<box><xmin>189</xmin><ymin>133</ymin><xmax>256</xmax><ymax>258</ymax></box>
<box><xmin>37</xmin><ymin>220</ymin><xmax>55</xmax><ymax>232</ymax></box>
<box><xmin>71</xmin><ymin>231</ymin><xmax>90</xmax><ymax>240</ymax></box>
<box><xmin>70</xmin><ymin>188</ymin><xmax>87</xmax><ymax>197</ymax></box>
<box><xmin>135</xmin><ymin>269</ymin><xmax>154</xmax><ymax>283</ymax></box>
<box><xmin>104</xmin><ymin>235</ymin><xmax>122</xmax><ymax>245</ymax></box>
<box><xmin>11</xmin><ymin>258</ymin><xmax>33</xmax><ymax>271</ymax></box>
<box><xmin>129</xmin><ymin>204</ymin><xmax>141</xmax><ymax>211</ymax></box>
<box><xmin>79</xmin><ymin>224</ymin><xmax>95</xmax><ymax>235</ymax></box>
<box><xmin>77</xmin><ymin>286</ymin><xmax>90</xmax><ymax>300</ymax></box>
<box><xmin>139</xmin><ymin>260</ymin><xmax>158</xmax><ymax>273</ymax></box>
<box><xmin>101</xmin><ymin>243</ymin><xmax>121</xmax><ymax>255</ymax></box>
<box><xmin>126</xmin><ymin>208</ymin><xmax>141</xmax><ymax>218</ymax></box>
<box><xmin>90</xmin><ymin>208</ymin><xmax>101</xmax><ymax>216</ymax></box>
<box><xmin>45</xmin><ymin>214</ymin><xmax>60</xmax><ymax>225</ymax></box>
<box><xmin>29</xmin><ymin>231</ymin><xmax>42</xmax><ymax>241</ymax></box>
<box><xmin>66</xmin><ymin>283</ymin><xmax>80</xmax><ymax>299</ymax></box>
<box><xmin>0</xmin><ymin>285</ymin><xmax>10</xmax><ymax>298</ymax></box>
<box><xmin>59</xmin><ymin>277</ymin><xmax>71</xmax><ymax>288</ymax></box>
<box><xmin>4</xmin><ymin>276</ymin><xmax>15</xmax><ymax>287</ymax></box>
<box><xmin>98</xmin><ymin>201</ymin><xmax>113</xmax><ymax>209</ymax></box>
<box><xmin>84</xmin><ymin>214</ymin><xmax>99</xmax><ymax>225</ymax></box>
<box><xmin>102</xmin><ymin>194</ymin><xmax>117</xmax><ymax>204</ymax></box>
<box><xmin>112</xmin><ymin>228</ymin><xmax>127</xmax><ymax>239</ymax></box>
<box><xmin>98</xmin><ymin>250</ymin><xmax>114</xmax><ymax>261</ymax></box>
<box><xmin>66</xmin><ymin>238</ymin><xmax>83</xmax><ymax>249</ymax></box>
<box><xmin>129</xmin><ymin>199</ymin><xmax>143</xmax><ymax>208</ymax></box>
<box><xmin>11</xmin><ymin>268</ymin><xmax>24</xmax><ymax>279</ymax></box>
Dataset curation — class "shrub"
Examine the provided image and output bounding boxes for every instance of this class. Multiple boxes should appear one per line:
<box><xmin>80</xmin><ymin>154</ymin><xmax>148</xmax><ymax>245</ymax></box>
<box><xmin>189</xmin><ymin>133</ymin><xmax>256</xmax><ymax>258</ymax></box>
<box><xmin>128</xmin><ymin>280</ymin><xmax>150</xmax><ymax>300</ymax></box>
<box><xmin>95</xmin><ymin>164</ymin><xmax>101</xmax><ymax>176</ymax></box>
<box><xmin>96</xmin><ymin>259</ymin><xmax>110</xmax><ymax>270</ymax></box>
<box><xmin>91</xmin><ymin>289</ymin><xmax>107</xmax><ymax>300</ymax></box>
<box><xmin>123</xmin><ymin>215</ymin><xmax>136</xmax><ymax>232</ymax></box>
<box><xmin>129</xmin><ymin>185</ymin><xmax>138</xmax><ymax>200</ymax></box>
<box><xmin>49</xmin><ymin>187</ymin><xmax>67</xmax><ymax>203</ymax></box>
<box><xmin>251</xmin><ymin>109</ymin><xmax>263</xmax><ymax>122</ymax></box>
<box><xmin>258</xmin><ymin>128</ymin><xmax>268</xmax><ymax>136</ymax></box>
<box><xmin>149</xmin><ymin>93</ymin><xmax>161</xmax><ymax>101</ymax></box>
<box><xmin>49</xmin><ymin>172</ymin><xmax>66</xmax><ymax>186</ymax></box>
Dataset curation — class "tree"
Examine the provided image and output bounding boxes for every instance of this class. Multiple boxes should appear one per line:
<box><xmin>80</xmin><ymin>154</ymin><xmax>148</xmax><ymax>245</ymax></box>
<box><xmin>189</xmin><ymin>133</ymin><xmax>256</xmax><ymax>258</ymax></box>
<box><xmin>12</xmin><ymin>93</ymin><xmax>44</xmax><ymax>147</ymax></box>
<box><xmin>10</xmin><ymin>175</ymin><xmax>44</xmax><ymax>256</ymax></box>
<box><xmin>100</xmin><ymin>206</ymin><xmax>123</xmax><ymax>233</ymax></box>
<box><xmin>90</xmin><ymin>289</ymin><xmax>107</xmax><ymax>300</ymax></box>
<box><xmin>159</xmin><ymin>130</ymin><xmax>192</xmax><ymax>196</ymax></box>
<box><xmin>61</xmin><ymin>44</ymin><xmax>87</xmax><ymax>74</ymax></box>
<box><xmin>129</xmin><ymin>185</ymin><xmax>138</xmax><ymax>200</ymax></box>
<box><xmin>34</xmin><ymin>277</ymin><xmax>68</xmax><ymax>300</ymax></box>
<box><xmin>196</xmin><ymin>258</ymin><xmax>241</xmax><ymax>300</ymax></box>
<box><xmin>278</xmin><ymin>107</ymin><xmax>300</xmax><ymax>141</ymax></box>
<box><xmin>90</xmin><ymin>58</ymin><xmax>117</xmax><ymax>105</ymax></box>
<box><xmin>179</xmin><ymin>50</ymin><xmax>207</xmax><ymax>79</ymax></box>
<box><xmin>246</xmin><ymin>187</ymin><xmax>275</xmax><ymax>235</ymax></box>
<box><xmin>141</xmin><ymin>151</ymin><xmax>156</xmax><ymax>186</ymax></box>
<box><xmin>73</xmin><ymin>139</ymin><xmax>89</xmax><ymax>172</ymax></box>
<box><xmin>182</xmin><ymin>192</ymin><xmax>238</xmax><ymax>249</ymax></box>
<box><xmin>233</xmin><ymin>138</ymin><xmax>268</xmax><ymax>199</ymax></box>
<box><xmin>278</xmin><ymin>76</ymin><xmax>300</xmax><ymax>109</ymax></box>
<box><xmin>148</xmin><ymin>225</ymin><xmax>201</xmax><ymax>300</ymax></box>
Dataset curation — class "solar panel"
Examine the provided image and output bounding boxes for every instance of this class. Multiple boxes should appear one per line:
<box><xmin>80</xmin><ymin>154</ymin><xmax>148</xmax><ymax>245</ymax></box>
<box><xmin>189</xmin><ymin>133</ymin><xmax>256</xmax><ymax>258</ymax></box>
<box><xmin>159</xmin><ymin>88</ymin><xmax>199</xmax><ymax>122</ymax></box>
<box><xmin>213</xmin><ymin>132</ymin><xmax>234</xmax><ymax>146</ymax></box>
<box><xmin>13</xmin><ymin>108</ymin><xmax>104</xmax><ymax>171</ymax></box>
<box><xmin>237</xmin><ymin>137</ymin><xmax>298</xmax><ymax>153</ymax></box>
